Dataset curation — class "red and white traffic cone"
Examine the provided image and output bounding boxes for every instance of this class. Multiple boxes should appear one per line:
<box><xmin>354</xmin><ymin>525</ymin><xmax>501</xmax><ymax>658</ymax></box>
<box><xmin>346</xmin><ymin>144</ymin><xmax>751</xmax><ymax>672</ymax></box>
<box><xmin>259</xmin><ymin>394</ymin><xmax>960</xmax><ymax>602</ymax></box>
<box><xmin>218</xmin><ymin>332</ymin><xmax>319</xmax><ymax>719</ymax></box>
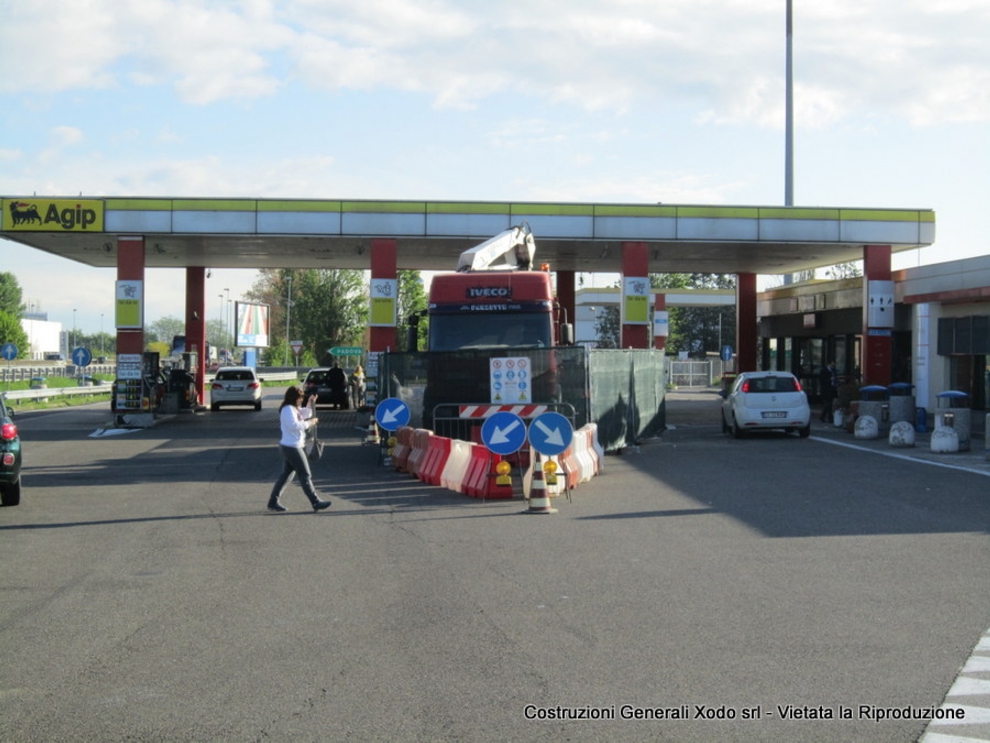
<box><xmin>526</xmin><ymin>453</ymin><xmax>557</xmax><ymax>514</ymax></box>
<box><xmin>364</xmin><ymin>418</ymin><xmax>380</xmax><ymax>445</ymax></box>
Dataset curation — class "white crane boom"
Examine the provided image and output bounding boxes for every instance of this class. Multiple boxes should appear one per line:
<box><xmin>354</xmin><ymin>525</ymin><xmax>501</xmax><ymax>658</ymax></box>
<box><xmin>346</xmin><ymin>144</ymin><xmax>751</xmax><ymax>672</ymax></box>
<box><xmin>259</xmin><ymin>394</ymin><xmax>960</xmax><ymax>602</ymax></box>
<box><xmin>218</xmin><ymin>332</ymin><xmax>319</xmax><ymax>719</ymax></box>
<box><xmin>456</xmin><ymin>223</ymin><xmax>535</xmax><ymax>272</ymax></box>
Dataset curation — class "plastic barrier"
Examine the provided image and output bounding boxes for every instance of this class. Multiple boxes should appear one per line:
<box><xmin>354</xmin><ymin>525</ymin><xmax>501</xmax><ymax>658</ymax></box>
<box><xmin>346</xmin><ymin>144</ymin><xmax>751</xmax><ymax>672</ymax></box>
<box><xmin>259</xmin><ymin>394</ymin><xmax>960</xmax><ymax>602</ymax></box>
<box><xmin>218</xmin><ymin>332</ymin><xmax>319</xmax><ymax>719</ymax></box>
<box><xmin>440</xmin><ymin>439</ymin><xmax>472</xmax><ymax>493</ymax></box>
<box><xmin>462</xmin><ymin>444</ymin><xmax>490</xmax><ymax>498</ymax></box>
<box><xmin>589</xmin><ymin>423</ymin><xmax>604</xmax><ymax>475</ymax></box>
<box><xmin>419</xmin><ymin>436</ymin><xmax>452</xmax><ymax>486</ymax></box>
<box><xmin>391</xmin><ymin>426</ymin><xmax>414</xmax><ymax>473</ymax></box>
<box><xmin>406</xmin><ymin>429</ymin><xmax>433</xmax><ymax>478</ymax></box>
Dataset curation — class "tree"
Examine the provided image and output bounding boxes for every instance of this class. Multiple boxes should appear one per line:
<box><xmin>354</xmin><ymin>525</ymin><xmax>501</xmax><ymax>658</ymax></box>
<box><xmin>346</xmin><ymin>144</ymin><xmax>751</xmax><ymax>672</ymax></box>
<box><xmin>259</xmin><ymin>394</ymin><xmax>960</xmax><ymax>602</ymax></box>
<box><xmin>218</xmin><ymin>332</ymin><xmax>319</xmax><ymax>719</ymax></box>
<box><xmin>650</xmin><ymin>273</ymin><xmax>736</xmax><ymax>356</ymax></box>
<box><xmin>249</xmin><ymin>268</ymin><xmax>367</xmax><ymax>363</ymax></box>
<box><xmin>0</xmin><ymin>273</ymin><xmax>25</xmax><ymax>317</ymax></box>
<box><xmin>147</xmin><ymin>316</ymin><xmax>185</xmax><ymax>346</ymax></box>
<box><xmin>396</xmin><ymin>270</ymin><xmax>428</xmax><ymax>351</ymax></box>
<box><xmin>0</xmin><ymin>310</ymin><xmax>29</xmax><ymax>353</ymax></box>
<box><xmin>823</xmin><ymin>262</ymin><xmax>862</xmax><ymax>280</ymax></box>
<box><xmin>594</xmin><ymin>306</ymin><xmax>620</xmax><ymax>348</ymax></box>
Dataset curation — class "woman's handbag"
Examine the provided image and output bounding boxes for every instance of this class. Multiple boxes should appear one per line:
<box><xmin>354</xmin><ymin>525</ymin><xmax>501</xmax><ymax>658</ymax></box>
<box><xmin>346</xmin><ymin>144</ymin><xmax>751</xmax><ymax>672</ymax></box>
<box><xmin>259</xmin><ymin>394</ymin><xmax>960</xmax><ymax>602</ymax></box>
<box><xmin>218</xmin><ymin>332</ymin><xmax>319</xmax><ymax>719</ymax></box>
<box><xmin>307</xmin><ymin>426</ymin><xmax>325</xmax><ymax>462</ymax></box>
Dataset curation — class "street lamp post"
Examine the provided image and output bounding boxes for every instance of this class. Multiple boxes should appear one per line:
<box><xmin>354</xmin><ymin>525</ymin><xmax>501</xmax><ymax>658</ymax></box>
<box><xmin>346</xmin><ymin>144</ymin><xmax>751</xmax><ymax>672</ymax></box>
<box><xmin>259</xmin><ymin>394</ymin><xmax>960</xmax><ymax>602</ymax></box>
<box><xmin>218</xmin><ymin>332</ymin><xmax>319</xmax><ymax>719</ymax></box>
<box><xmin>100</xmin><ymin>313</ymin><xmax>104</xmax><ymax>356</ymax></box>
<box><xmin>218</xmin><ymin>294</ymin><xmax>225</xmax><ymax>359</ymax></box>
<box><xmin>72</xmin><ymin>308</ymin><xmax>77</xmax><ymax>351</ymax></box>
<box><xmin>284</xmin><ymin>273</ymin><xmax>293</xmax><ymax>366</ymax></box>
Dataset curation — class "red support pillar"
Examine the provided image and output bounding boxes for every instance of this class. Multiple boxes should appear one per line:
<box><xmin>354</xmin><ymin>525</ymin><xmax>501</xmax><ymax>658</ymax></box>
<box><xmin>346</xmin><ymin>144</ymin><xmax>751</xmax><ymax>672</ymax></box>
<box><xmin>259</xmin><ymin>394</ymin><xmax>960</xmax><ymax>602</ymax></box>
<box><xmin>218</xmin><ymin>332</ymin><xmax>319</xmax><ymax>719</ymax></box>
<box><xmin>621</xmin><ymin>242</ymin><xmax>650</xmax><ymax>349</ymax></box>
<box><xmin>862</xmin><ymin>244</ymin><xmax>893</xmax><ymax>386</ymax></box>
<box><xmin>116</xmin><ymin>236</ymin><xmax>145</xmax><ymax>356</ymax></box>
<box><xmin>185</xmin><ymin>267</ymin><xmax>207</xmax><ymax>404</ymax></box>
<box><xmin>735</xmin><ymin>273</ymin><xmax>757</xmax><ymax>372</ymax></box>
<box><xmin>654</xmin><ymin>293</ymin><xmax>667</xmax><ymax>350</ymax></box>
<box><xmin>556</xmin><ymin>270</ymin><xmax>575</xmax><ymax>342</ymax></box>
<box><xmin>369</xmin><ymin>238</ymin><xmax>397</xmax><ymax>353</ymax></box>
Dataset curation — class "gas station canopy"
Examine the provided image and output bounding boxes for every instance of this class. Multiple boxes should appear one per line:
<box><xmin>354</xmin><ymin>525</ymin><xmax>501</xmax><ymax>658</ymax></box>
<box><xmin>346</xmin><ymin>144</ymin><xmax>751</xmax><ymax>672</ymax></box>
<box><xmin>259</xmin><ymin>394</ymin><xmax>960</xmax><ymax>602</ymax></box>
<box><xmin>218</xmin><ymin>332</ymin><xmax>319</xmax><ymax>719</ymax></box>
<box><xmin>1</xmin><ymin>197</ymin><xmax>935</xmax><ymax>275</ymax></box>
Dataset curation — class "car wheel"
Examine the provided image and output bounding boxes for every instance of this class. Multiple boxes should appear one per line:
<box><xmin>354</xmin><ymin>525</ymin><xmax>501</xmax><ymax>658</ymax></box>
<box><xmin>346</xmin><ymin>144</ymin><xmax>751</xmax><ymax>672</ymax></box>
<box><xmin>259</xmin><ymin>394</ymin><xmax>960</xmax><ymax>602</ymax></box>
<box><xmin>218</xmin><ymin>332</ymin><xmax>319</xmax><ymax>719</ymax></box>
<box><xmin>1</xmin><ymin>478</ymin><xmax>21</xmax><ymax>507</ymax></box>
<box><xmin>254</xmin><ymin>401</ymin><xmax>262</xmax><ymax>411</ymax></box>
<box><xmin>731</xmin><ymin>415</ymin><xmax>744</xmax><ymax>439</ymax></box>
<box><xmin>721</xmin><ymin>411</ymin><xmax>729</xmax><ymax>434</ymax></box>
<box><xmin>798</xmin><ymin>423</ymin><xmax>811</xmax><ymax>438</ymax></box>
<box><xmin>211</xmin><ymin>403</ymin><xmax>219</xmax><ymax>412</ymax></box>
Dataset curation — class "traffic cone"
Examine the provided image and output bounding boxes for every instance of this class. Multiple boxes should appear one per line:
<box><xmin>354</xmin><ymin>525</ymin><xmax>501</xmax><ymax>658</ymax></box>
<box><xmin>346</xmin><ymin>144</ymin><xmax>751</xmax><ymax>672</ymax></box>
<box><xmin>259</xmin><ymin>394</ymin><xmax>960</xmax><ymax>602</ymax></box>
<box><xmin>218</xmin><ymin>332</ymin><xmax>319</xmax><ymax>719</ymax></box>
<box><xmin>364</xmin><ymin>418</ymin><xmax>380</xmax><ymax>445</ymax></box>
<box><xmin>525</xmin><ymin>453</ymin><xmax>557</xmax><ymax>514</ymax></box>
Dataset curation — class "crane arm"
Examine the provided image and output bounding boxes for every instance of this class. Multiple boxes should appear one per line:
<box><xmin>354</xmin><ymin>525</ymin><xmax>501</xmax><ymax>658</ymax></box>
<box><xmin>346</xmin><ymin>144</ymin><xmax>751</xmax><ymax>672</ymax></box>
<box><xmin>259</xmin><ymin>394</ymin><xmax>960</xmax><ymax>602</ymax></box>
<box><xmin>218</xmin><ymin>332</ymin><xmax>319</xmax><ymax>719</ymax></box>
<box><xmin>456</xmin><ymin>223</ymin><xmax>535</xmax><ymax>272</ymax></box>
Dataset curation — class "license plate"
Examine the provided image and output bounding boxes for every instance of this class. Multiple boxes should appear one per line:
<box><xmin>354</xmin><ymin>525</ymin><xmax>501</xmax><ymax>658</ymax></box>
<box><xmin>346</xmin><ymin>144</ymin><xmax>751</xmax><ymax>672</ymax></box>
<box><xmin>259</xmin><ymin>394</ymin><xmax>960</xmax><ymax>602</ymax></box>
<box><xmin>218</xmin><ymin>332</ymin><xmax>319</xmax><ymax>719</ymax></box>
<box><xmin>762</xmin><ymin>411</ymin><xmax>787</xmax><ymax>419</ymax></box>
<box><xmin>229</xmin><ymin>385</ymin><xmax>244</xmax><ymax>391</ymax></box>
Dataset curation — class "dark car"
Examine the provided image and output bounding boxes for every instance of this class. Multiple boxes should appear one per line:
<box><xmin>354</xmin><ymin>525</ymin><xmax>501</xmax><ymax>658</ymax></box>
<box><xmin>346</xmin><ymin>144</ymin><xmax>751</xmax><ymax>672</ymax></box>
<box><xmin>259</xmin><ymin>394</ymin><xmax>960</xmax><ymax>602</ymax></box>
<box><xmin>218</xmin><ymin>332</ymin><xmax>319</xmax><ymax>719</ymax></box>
<box><xmin>0</xmin><ymin>397</ymin><xmax>22</xmax><ymax>506</ymax></box>
<box><xmin>303</xmin><ymin>366</ymin><xmax>350</xmax><ymax>409</ymax></box>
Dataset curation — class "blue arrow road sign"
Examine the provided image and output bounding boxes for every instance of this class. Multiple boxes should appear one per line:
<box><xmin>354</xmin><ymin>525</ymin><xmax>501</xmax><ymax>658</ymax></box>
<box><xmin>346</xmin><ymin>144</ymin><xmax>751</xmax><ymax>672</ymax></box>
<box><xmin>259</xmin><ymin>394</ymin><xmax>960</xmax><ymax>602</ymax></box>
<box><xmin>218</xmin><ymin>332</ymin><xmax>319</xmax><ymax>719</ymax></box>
<box><xmin>481</xmin><ymin>411</ymin><xmax>527</xmax><ymax>456</ymax></box>
<box><xmin>528</xmin><ymin>411</ymin><xmax>573</xmax><ymax>457</ymax></box>
<box><xmin>375</xmin><ymin>397</ymin><xmax>410</xmax><ymax>431</ymax></box>
<box><xmin>1</xmin><ymin>342</ymin><xmax>17</xmax><ymax>361</ymax></box>
<box><xmin>72</xmin><ymin>346</ymin><xmax>93</xmax><ymax>367</ymax></box>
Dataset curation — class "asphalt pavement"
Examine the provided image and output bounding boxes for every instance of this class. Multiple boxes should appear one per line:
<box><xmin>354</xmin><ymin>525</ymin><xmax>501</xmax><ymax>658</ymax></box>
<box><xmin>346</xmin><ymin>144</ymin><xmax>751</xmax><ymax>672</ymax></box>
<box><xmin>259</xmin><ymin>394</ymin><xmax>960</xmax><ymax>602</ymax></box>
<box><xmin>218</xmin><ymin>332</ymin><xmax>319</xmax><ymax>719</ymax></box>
<box><xmin>1</xmin><ymin>390</ymin><xmax>988</xmax><ymax>742</ymax></box>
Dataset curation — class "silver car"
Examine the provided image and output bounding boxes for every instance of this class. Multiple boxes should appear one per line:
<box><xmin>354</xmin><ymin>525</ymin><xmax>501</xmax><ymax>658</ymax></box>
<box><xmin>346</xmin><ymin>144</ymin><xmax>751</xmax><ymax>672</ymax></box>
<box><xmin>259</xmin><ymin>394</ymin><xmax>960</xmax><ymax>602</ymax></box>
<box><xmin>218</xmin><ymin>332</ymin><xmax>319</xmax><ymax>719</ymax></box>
<box><xmin>720</xmin><ymin>371</ymin><xmax>811</xmax><ymax>438</ymax></box>
<box><xmin>210</xmin><ymin>366</ymin><xmax>263</xmax><ymax>411</ymax></box>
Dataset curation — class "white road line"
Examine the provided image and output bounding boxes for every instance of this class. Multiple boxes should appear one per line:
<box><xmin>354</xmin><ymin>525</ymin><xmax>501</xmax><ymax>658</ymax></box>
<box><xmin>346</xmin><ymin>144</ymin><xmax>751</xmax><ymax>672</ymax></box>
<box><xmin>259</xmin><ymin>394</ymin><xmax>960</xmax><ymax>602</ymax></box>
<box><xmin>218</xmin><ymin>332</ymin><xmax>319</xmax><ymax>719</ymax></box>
<box><xmin>810</xmin><ymin>436</ymin><xmax>990</xmax><ymax>477</ymax></box>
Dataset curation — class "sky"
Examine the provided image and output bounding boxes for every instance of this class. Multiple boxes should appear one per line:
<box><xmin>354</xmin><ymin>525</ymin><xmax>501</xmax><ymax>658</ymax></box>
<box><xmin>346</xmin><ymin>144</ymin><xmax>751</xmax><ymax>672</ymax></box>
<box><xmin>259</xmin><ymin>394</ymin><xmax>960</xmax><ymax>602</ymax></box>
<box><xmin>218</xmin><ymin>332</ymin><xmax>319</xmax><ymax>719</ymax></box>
<box><xmin>1</xmin><ymin>0</ymin><xmax>988</xmax><ymax>337</ymax></box>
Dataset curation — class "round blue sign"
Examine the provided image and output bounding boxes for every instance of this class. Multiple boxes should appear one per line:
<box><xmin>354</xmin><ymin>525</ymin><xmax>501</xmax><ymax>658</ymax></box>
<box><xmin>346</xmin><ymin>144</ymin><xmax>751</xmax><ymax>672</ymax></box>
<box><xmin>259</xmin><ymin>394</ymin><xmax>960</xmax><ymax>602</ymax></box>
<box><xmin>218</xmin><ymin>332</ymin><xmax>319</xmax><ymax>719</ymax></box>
<box><xmin>375</xmin><ymin>397</ymin><xmax>410</xmax><ymax>431</ymax></box>
<box><xmin>1</xmin><ymin>342</ymin><xmax>17</xmax><ymax>361</ymax></box>
<box><xmin>72</xmin><ymin>346</ymin><xmax>93</xmax><ymax>367</ymax></box>
<box><xmin>480</xmin><ymin>411</ymin><xmax>527</xmax><ymax>456</ymax></box>
<box><xmin>528</xmin><ymin>411</ymin><xmax>573</xmax><ymax>457</ymax></box>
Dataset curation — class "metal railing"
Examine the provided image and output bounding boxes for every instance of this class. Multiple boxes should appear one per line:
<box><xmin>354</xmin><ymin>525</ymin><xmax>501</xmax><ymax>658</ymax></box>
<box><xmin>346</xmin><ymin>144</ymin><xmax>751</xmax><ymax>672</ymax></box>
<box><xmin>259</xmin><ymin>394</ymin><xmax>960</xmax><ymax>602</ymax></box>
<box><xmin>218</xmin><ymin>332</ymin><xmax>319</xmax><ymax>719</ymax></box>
<box><xmin>3</xmin><ymin>383</ymin><xmax>114</xmax><ymax>402</ymax></box>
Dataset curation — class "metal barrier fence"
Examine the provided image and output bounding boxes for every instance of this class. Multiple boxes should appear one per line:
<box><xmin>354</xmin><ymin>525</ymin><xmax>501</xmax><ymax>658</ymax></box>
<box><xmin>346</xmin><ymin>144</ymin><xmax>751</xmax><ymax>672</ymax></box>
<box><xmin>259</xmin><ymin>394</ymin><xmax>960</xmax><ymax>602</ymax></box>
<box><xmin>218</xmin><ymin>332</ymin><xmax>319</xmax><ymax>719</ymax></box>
<box><xmin>0</xmin><ymin>364</ymin><xmax>117</xmax><ymax>382</ymax></box>
<box><xmin>379</xmin><ymin>347</ymin><xmax>665</xmax><ymax>451</ymax></box>
<box><xmin>430</xmin><ymin>402</ymin><xmax>578</xmax><ymax>444</ymax></box>
<box><xmin>667</xmin><ymin>359</ymin><xmax>715</xmax><ymax>388</ymax></box>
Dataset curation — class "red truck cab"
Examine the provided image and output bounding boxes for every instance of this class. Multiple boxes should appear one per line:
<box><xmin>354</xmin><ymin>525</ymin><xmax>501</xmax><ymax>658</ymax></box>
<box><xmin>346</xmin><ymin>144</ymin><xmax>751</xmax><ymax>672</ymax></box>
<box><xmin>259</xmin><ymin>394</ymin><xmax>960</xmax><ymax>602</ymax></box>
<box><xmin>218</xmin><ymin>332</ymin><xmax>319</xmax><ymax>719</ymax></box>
<box><xmin>427</xmin><ymin>271</ymin><xmax>556</xmax><ymax>351</ymax></box>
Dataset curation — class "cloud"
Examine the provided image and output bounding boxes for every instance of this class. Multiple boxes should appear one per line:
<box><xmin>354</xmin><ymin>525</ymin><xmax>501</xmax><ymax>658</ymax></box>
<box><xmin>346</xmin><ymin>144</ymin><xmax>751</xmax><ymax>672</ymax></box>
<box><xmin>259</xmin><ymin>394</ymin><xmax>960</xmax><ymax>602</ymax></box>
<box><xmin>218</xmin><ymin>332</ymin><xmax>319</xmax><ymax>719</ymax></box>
<box><xmin>2</xmin><ymin>1</ymin><xmax>987</xmax><ymax>123</ymax></box>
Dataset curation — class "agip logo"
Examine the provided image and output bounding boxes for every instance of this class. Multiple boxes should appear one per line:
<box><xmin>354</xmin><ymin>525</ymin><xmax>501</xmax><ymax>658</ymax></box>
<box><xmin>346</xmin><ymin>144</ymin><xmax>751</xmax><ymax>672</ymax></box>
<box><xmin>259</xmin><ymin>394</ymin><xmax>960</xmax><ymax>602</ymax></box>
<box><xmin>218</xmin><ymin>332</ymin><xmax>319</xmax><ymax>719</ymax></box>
<box><xmin>3</xmin><ymin>198</ymin><xmax>103</xmax><ymax>232</ymax></box>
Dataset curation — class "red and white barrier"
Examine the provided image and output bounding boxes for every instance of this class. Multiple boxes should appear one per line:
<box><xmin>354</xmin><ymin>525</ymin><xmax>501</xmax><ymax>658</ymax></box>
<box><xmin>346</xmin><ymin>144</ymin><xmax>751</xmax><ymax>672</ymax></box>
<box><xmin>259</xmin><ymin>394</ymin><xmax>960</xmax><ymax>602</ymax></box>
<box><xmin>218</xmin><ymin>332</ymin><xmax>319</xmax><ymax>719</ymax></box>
<box><xmin>419</xmin><ymin>436</ymin><xmax>452</xmax><ymax>486</ymax></box>
<box><xmin>440</xmin><ymin>439</ymin><xmax>472</xmax><ymax>493</ymax></box>
<box><xmin>386</xmin><ymin>422</ymin><xmax>602</xmax><ymax>505</ymax></box>
<box><xmin>391</xmin><ymin>426</ymin><xmax>413</xmax><ymax>473</ymax></box>
<box><xmin>406</xmin><ymin>429</ymin><xmax>432</xmax><ymax>478</ymax></box>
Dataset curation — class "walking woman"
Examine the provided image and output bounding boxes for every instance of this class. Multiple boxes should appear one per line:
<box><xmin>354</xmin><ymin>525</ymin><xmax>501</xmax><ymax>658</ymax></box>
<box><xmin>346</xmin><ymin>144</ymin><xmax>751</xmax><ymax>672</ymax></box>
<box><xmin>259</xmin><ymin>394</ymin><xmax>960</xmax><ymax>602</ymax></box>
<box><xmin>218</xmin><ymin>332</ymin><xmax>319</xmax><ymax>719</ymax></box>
<box><xmin>268</xmin><ymin>386</ymin><xmax>332</xmax><ymax>513</ymax></box>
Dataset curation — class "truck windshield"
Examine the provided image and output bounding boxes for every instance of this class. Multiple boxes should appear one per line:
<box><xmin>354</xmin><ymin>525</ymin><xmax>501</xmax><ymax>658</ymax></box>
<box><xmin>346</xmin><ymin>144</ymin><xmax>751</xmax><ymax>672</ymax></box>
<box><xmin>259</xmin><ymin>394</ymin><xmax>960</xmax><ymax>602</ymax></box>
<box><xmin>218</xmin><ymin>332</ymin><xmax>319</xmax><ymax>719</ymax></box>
<box><xmin>429</xmin><ymin>313</ymin><xmax>552</xmax><ymax>352</ymax></box>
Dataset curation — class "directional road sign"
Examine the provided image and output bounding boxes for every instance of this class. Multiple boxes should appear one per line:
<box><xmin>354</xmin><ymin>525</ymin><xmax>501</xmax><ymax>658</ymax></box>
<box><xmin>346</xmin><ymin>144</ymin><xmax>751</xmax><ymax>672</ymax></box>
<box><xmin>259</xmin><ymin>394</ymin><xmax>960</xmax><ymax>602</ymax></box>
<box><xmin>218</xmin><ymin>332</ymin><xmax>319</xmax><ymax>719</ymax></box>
<box><xmin>72</xmin><ymin>346</ymin><xmax>93</xmax><ymax>367</ymax></box>
<box><xmin>1</xmin><ymin>342</ymin><xmax>17</xmax><ymax>361</ymax></box>
<box><xmin>528</xmin><ymin>411</ymin><xmax>573</xmax><ymax>457</ymax></box>
<box><xmin>375</xmin><ymin>397</ymin><xmax>410</xmax><ymax>431</ymax></box>
<box><xmin>480</xmin><ymin>411</ymin><xmax>527</xmax><ymax>456</ymax></box>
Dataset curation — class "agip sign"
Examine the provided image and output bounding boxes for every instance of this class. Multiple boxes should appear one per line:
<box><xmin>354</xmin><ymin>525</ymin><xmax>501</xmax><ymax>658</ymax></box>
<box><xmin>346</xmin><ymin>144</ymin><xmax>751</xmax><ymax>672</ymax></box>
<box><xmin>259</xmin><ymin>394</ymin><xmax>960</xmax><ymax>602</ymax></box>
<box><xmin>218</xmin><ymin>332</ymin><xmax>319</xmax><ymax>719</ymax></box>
<box><xmin>2</xmin><ymin>198</ymin><xmax>103</xmax><ymax>231</ymax></box>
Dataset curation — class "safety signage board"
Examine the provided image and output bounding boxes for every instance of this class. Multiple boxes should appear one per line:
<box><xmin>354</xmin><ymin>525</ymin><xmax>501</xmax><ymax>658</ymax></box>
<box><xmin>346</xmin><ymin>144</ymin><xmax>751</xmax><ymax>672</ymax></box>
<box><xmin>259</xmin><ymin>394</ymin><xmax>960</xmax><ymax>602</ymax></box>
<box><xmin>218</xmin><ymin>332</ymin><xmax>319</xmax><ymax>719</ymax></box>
<box><xmin>1</xmin><ymin>342</ymin><xmax>17</xmax><ymax>361</ymax></box>
<box><xmin>480</xmin><ymin>411</ymin><xmax>527</xmax><ymax>456</ymax></box>
<box><xmin>528</xmin><ymin>411</ymin><xmax>573</xmax><ymax>457</ymax></box>
<box><xmin>72</xmin><ymin>347</ymin><xmax>93</xmax><ymax>367</ymax></box>
<box><xmin>375</xmin><ymin>397</ymin><xmax>410</xmax><ymax>431</ymax></box>
<box><xmin>489</xmin><ymin>356</ymin><xmax>529</xmax><ymax>404</ymax></box>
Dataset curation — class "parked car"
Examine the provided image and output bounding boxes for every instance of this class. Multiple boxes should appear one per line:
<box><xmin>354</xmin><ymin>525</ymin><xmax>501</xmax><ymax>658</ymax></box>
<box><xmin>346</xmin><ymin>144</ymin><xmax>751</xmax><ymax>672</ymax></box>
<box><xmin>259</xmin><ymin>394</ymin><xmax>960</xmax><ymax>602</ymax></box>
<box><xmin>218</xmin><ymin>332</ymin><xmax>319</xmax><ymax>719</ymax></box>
<box><xmin>210</xmin><ymin>366</ymin><xmax>263</xmax><ymax>411</ymax></box>
<box><xmin>0</xmin><ymin>398</ymin><xmax>22</xmax><ymax>506</ymax></box>
<box><xmin>302</xmin><ymin>366</ymin><xmax>350</xmax><ymax>409</ymax></box>
<box><xmin>719</xmin><ymin>371</ymin><xmax>811</xmax><ymax>438</ymax></box>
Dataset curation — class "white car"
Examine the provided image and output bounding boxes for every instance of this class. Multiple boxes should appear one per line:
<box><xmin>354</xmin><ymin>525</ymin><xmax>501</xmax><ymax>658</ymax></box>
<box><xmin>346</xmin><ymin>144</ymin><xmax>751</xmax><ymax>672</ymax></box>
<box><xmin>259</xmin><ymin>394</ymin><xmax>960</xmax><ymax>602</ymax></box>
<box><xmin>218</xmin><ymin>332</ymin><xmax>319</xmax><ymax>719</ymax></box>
<box><xmin>720</xmin><ymin>371</ymin><xmax>811</xmax><ymax>438</ymax></box>
<box><xmin>210</xmin><ymin>367</ymin><xmax>263</xmax><ymax>411</ymax></box>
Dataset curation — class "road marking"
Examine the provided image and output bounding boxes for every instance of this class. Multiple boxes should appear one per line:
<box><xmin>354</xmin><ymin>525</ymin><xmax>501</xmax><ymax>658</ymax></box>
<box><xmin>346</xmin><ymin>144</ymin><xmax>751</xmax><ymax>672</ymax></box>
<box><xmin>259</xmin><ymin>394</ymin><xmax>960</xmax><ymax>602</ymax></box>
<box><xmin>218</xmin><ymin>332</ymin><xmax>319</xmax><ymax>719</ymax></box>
<box><xmin>810</xmin><ymin>436</ymin><xmax>990</xmax><ymax>478</ymax></box>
